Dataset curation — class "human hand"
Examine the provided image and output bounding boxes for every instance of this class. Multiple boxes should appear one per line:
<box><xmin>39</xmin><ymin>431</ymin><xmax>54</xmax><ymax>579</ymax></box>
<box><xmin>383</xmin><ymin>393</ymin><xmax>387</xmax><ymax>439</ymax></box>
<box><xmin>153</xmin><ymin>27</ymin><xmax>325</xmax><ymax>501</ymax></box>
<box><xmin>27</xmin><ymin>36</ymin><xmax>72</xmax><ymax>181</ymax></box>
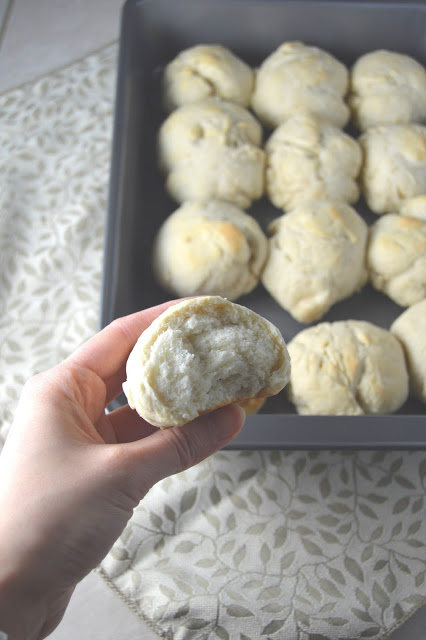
<box><xmin>0</xmin><ymin>300</ymin><xmax>245</xmax><ymax>640</ymax></box>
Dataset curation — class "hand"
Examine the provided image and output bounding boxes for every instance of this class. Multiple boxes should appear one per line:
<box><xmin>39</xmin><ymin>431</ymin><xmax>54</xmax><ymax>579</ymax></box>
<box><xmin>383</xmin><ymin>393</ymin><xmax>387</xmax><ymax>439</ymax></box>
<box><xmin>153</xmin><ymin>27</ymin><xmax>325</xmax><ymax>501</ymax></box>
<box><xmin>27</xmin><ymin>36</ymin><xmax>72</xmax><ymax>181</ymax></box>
<box><xmin>0</xmin><ymin>300</ymin><xmax>245</xmax><ymax>640</ymax></box>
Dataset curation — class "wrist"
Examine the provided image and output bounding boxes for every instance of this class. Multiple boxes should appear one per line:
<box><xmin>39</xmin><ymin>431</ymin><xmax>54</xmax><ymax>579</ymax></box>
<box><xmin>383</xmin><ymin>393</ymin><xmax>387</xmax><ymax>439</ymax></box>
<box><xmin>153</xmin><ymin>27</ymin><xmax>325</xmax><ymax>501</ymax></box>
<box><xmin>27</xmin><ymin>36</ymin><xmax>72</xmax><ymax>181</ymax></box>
<box><xmin>0</xmin><ymin>536</ymin><xmax>75</xmax><ymax>640</ymax></box>
<box><xmin>0</xmin><ymin>559</ymin><xmax>46</xmax><ymax>640</ymax></box>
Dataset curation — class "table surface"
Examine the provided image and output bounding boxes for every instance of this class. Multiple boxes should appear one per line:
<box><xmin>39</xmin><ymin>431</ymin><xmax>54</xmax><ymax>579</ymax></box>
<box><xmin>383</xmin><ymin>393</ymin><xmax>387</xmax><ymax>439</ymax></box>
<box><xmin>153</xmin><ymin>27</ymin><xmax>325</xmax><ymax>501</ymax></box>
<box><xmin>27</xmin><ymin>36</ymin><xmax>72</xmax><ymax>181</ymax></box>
<box><xmin>0</xmin><ymin>2</ymin><xmax>424</xmax><ymax>638</ymax></box>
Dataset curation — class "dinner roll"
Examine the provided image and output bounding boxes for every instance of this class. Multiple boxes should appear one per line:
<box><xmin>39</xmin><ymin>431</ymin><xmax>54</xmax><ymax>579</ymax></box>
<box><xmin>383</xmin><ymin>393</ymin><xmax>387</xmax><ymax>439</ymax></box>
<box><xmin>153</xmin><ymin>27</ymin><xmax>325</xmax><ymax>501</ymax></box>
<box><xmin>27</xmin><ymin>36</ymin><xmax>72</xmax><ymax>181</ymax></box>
<box><xmin>162</xmin><ymin>44</ymin><xmax>254</xmax><ymax>111</ymax></box>
<box><xmin>265</xmin><ymin>114</ymin><xmax>362</xmax><ymax>211</ymax></box>
<box><xmin>359</xmin><ymin>124</ymin><xmax>426</xmax><ymax>215</ymax></box>
<box><xmin>391</xmin><ymin>300</ymin><xmax>426</xmax><ymax>403</ymax></box>
<box><xmin>123</xmin><ymin>297</ymin><xmax>291</xmax><ymax>427</ymax></box>
<box><xmin>349</xmin><ymin>50</ymin><xmax>426</xmax><ymax>131</ymax></box>
<box><xmin>238</xmin><ymin>397</ymin><xmax>266</xmax><ymax>415</ymax></box>
<box><xmin>399</xmin><ymin>195</ymin><xmax>426</xmax><ymax>221</ymax></box>
<box><xmin>151</xmin><ymin>200</ymin><xmax>268</xmax><ymax>301</ymax></box>
<box><xmin>158</xmin><ymin>97</ymin><xmax>265</xmax><ymax>209</ymax></box>
<box><xmin>287</xmin><ymin>320</ymin><xmax>409</xmax><ymax>415</ymax></box>
<box><xmin>261</xmin><ymin>201</ymin><xmax>368</xmax><ymax>323</ymax></box>
<box><xmin>251</xmin><ymin>41</ymin><xmax>350</xmax><ymax>129</ymax></box>
<box><xmin>367</xmin><ymin>213</ymin><xmax>426</xmax><ymax>307</ymax></box>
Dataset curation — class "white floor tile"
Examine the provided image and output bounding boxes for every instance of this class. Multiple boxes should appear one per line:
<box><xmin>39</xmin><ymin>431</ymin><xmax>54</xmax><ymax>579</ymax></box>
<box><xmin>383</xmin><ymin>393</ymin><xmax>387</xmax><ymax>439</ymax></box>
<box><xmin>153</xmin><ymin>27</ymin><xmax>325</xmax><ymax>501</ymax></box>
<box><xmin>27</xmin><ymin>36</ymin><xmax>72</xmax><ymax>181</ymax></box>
<box><xmin>46</xmin><ymin>570</ymin><xmax>160</xmax><ymax>640</ymax></box>
<box><xmin>0</xmin><ymin>0</ymin><xmax>123</xmax><ymax>92</ymax></box>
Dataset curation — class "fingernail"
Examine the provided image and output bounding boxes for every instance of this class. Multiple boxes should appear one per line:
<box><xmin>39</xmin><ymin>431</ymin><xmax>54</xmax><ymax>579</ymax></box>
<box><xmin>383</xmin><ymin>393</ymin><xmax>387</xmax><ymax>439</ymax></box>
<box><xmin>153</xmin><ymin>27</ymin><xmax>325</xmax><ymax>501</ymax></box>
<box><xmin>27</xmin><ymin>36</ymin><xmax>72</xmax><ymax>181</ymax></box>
<box><xmin>207</xmin><ymin>404</ymin><xmax>246</xmax><ymax>446</ymax></box>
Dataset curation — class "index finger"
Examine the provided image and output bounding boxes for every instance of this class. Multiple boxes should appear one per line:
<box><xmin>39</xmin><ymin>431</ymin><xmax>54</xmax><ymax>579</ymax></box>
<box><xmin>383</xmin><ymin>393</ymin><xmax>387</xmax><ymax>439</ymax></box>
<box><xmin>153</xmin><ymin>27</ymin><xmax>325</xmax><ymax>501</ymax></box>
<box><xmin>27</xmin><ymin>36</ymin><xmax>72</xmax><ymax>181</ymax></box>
<box><xmin>67</xmin><ymin>298</ymin><xmax>186</xmax><ymax>402</ymax></box>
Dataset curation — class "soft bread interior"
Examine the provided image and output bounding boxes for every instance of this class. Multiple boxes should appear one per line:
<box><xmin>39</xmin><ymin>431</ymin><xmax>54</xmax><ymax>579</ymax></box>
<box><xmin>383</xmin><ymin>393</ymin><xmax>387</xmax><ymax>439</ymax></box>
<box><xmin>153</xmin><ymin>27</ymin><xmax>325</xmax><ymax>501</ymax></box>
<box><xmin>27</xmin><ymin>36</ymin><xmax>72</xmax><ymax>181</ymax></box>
<box><xmin>124</xmin><ymin>297</ymin><xmax>290</xmax><ymax>427</ymax></box>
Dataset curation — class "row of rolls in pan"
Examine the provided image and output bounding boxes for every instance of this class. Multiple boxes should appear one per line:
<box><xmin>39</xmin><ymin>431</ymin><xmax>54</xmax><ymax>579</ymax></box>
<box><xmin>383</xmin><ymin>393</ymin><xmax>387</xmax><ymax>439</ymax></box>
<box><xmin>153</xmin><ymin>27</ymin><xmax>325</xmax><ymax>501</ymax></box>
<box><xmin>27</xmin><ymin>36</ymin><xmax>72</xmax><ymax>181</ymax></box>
<box><xmin>150</xmin><ymin>42</ymin><xmax>426</xmax><ymax>415</ymax></box>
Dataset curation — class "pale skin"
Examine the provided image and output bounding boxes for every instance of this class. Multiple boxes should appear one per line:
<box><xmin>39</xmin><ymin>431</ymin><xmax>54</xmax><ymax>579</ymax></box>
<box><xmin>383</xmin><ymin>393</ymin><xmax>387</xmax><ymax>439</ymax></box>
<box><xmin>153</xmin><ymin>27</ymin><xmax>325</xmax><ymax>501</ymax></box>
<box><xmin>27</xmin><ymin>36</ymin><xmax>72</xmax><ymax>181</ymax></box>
<box><xmin>0</xmin><ymin>300</ymin><xmax>245</xmax><ymax>639</ymax></box>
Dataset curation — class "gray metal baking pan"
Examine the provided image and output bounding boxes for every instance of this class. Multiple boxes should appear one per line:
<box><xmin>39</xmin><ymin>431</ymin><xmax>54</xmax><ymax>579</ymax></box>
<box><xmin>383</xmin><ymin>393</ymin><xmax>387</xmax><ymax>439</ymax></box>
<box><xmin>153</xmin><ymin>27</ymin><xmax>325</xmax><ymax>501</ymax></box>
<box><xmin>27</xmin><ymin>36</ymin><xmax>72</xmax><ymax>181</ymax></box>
<box><xmin>101</xmin><ymin>0</ymin><xmax>426</xmax><ymax>449</ymax></box>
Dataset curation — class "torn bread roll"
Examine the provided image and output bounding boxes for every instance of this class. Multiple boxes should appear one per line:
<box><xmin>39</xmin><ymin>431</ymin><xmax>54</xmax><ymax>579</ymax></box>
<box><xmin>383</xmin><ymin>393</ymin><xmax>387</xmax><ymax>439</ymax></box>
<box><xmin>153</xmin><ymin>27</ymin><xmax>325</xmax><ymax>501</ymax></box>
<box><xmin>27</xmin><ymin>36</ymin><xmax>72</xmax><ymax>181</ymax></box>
<box><xmin>123</xmin><ymin>297</ymin><xmax>291</xmax><ymax>427</ymax></box>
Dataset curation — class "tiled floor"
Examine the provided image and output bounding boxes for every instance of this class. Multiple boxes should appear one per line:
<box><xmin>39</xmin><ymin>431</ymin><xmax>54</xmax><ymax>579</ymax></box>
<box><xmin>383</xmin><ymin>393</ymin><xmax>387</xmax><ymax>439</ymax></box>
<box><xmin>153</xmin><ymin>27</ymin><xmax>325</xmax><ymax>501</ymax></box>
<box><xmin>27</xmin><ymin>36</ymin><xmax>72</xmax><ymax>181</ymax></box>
<box><xmin>0</xmin><ymin>0</ymin><xmax>122</xmax><ymax>93</ymax></box>
<box><xmin>0</xmin><ymin>2</ymin><xmax>425</xmax><ymax>639</ymax></box>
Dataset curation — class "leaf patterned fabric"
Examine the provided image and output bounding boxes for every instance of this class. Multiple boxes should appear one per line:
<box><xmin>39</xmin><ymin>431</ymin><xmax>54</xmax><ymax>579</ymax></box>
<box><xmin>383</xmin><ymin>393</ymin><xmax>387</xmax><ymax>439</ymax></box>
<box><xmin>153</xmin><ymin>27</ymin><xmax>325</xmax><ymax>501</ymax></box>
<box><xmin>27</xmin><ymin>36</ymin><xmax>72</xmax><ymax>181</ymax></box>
<box><xmin>0</xmin><ymin>45</ymin><xmax>115</xmax><ymax>445</ymax></box>
<box><xmin>0</xmin><ymin>43</ymin><xmax>425</xmax><ymax>640</ymax></box>
<box><xmin>101</xmin><ymin>450</ymin><xmax>426</xmax><ymax>639</ymax></box>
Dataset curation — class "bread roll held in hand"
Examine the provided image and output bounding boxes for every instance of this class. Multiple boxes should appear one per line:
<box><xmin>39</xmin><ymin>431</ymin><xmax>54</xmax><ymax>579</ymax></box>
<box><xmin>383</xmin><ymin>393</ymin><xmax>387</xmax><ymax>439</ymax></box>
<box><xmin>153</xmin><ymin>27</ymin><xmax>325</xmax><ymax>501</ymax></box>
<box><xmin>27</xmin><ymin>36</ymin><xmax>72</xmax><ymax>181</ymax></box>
<box><xmin>152</xmin><ymin>200</ymin><xmax>268</xmax><ymax>301</ymax></box>
<box><xmin>123</xmin><ymin>297</ymin><xmax>291</xmax><ymax>428</ymax></box>
<box><xmin>162</xmin><ymin>44</ymin><xmax>254</xmax><ymax>111</ymax></box>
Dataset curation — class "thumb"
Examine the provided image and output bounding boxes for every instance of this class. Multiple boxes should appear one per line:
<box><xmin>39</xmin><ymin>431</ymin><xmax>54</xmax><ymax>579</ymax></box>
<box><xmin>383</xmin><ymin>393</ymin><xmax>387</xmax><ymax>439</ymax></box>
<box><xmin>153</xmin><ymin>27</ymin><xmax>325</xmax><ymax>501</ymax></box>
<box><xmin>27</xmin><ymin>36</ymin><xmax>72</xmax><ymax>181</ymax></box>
<box><xmin>122</xmin><ymin>404</ymin><xmax>245</xmax><ymax>496</ymax></box>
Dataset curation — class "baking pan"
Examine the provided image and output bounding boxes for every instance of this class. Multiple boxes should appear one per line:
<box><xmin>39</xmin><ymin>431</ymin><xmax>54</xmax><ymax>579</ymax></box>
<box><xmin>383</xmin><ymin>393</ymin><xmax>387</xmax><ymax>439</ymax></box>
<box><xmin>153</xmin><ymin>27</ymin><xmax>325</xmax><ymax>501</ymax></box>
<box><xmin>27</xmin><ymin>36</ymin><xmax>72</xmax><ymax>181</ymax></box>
<box><xmin>101</xmin><ymin>0</ymin><xmax>426</xmax><ymax>448</ymax></box>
